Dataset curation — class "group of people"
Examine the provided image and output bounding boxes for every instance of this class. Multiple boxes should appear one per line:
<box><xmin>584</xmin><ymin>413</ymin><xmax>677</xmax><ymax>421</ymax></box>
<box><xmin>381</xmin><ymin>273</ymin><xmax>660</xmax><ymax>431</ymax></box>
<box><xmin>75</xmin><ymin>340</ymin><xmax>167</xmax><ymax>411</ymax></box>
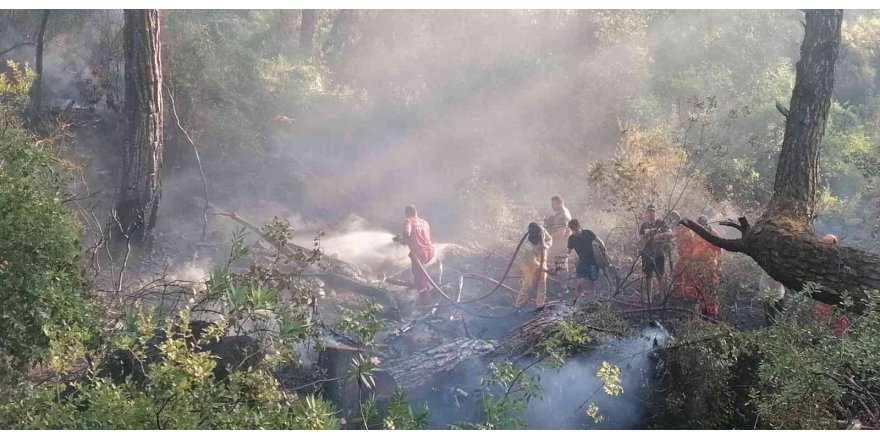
<box><xmin>392</xmin><ymin>197</ymin><xmax>608</xmax><ymax>310</ymax></box>
<box><xmin>514</xmin><ymin>196</ymin><xmax>608</xmax><ymax>308</ymax></box>
<box><xmin>637</xmin><ymin>204</ymin><xmax>724</xmax><ymax>317</ymax></box>
<box><xmin>392</xmin><ymin>201</ymin><xmax>848</xmax><ymax>329</ymax></box>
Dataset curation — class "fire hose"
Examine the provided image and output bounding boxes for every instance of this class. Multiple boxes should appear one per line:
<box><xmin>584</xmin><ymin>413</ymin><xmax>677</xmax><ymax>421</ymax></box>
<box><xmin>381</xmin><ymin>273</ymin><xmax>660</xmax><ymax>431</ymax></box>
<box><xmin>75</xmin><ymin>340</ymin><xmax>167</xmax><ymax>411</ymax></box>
<box><xmin>411</xmin><ymin>233</ymin><xmax>539</xmax><ymax>319</ymax></box>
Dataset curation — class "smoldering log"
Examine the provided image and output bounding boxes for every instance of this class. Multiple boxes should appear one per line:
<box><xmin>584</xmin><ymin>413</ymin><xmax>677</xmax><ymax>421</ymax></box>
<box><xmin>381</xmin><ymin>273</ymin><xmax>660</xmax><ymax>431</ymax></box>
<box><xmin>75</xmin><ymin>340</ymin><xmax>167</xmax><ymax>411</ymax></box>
<box><xmin>495</xmin><ymin>303</ymin><xmax>577</xmax><ymax>356</ymax></box>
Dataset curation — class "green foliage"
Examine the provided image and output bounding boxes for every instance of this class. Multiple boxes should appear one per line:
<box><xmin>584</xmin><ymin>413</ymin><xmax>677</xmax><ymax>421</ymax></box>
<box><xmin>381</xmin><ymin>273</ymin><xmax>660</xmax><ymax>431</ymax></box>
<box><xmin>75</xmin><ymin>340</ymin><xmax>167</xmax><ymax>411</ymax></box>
<box><xmin>0</xmin><ymin>227</ymin><xmax>341</xmax><ymax>429</ymax></box>
<box><xmin>160</xmin><ymin>10</ymin><xmax>352</xmax><ymax>184</ymax></box>
<box><xmin>383</xmin><ymin>388</ymin><xmax>429</xmax><ymax>430</ymax></box>
<box><xmin>537</xmin><ymin>318</ymin><xmax>590</xmax><ymax>368</ymax></box>
<box><xmin>0</xmin><ymin>370</ymin><xmax>342</xmax><ymax>429</ymax></box>
<box><xmin>656</xmin><ymin>323</ymin><xmax>751</xmax><ymax>429</ymax></box>
<box><xmin>658</xmin><ymin>294</ymin><xmax>880</xmax><ymax>430</ymax></box>
<box><xmin>336</xmin><ymin>300</ymin><xmax>383</xmax><ymax>347</ymax></box>
<box><xmin>0</xmin><ymin>305</ymin><xmax>341</xmax><ymax>429</ymax></box>
<box><xmin>0</xmin><ymin>64</ymin><xmax>97</xmax><ymax>369</ymax></box>
<box><xmin>350</xmin><ymin>353</ymin><xmax>379</xmax><ymax>391</ymax></box>
<box><xmin>597</xmin><ymin>361</ymin><xmax>623</xmax><ymax>396</ymax></box>
<box><xmin>451</xmin><ymin>361</ymin><xmax>541</xmax><ymax>430</ymax></box>
<box><xmin>749</xmin><ymin>291</ymin><xmax>880</xmax><ymax>429</ymax></box>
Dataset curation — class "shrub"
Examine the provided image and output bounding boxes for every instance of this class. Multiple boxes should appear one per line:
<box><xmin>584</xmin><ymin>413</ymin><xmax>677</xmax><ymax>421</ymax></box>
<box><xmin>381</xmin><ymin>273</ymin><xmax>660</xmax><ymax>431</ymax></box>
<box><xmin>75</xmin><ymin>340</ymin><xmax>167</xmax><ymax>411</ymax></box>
<box><xmin>0</xmin><ymin>62</ymin><xmax>97</xmax><ymax>371</ymax></box>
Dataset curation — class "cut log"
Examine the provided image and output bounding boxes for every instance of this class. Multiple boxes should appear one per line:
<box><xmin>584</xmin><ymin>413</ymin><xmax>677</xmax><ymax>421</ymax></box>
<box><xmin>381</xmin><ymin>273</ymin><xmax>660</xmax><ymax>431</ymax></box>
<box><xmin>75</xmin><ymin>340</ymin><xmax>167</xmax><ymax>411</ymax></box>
<box><xmin>379</xmin><ymin>338</ymin><xmax>497</xmax><ymax>391</ymax></box>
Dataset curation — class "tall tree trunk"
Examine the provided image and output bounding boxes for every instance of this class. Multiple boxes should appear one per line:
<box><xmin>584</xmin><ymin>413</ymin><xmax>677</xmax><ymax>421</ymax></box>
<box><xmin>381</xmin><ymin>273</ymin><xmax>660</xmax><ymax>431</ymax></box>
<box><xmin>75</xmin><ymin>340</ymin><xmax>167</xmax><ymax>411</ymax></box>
<box><xmin>300</xmin><ymin>10</ymin><xmax>316</xmax><ymax>50</ymax></box>
<box><xmin>323</xmin><ymin>10</ymin><xmax>357</xmax><ymax>54</ymax></box>
<box><xmin>762</xmin><ymin>10</ymin><xmax>840</xmax><ymax>227</ymax></box>
<box><xmin>116</xmin><ymin>10</ymin><xmax>164</xmax><ymax>245</ymax></box>
<box><xmin>28</xmin><ymin>10</ymin><xmax>49</xmax><ymax>126</ymax></box>
<box><xmin>682</xmin><ymin>10</ymin><xmax>880</xmax><ymax>312</ymax></box>
<box><xmin>278</xmin><ymin>10</ymin><xmax>299</xmax><ymax>43</ymax></box>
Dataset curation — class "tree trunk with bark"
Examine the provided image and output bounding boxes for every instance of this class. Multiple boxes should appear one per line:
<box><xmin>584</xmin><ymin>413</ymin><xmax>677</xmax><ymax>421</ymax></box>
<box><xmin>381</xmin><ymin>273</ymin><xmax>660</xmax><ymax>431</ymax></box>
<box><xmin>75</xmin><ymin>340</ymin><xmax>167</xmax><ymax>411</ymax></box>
<box><xmin>27</xmin><ymin>10</ymin><xmax>49</xmax><ymax>127</ymax></box>
<box><xmin>682</xmin><ymin>10</ymin><xmax>880</xmax><ymax>312</ymax></box>
<box><xmin>278</xmin><ymin>10</ymin><xmax>299</xmax><ymax>43</ymax></box>
<box><xmin>300</xmin><ymin>10</ymin><xmax>316</xmax><ymax>50</ymax></box>
<box><xmin>323</xmin><ymin>10</ymin><xmax>357</xmax><ymax>54</ymax></box>
<box><xmin>380</xmin><ymin>338</ymin><xmax>497</xmax><ymax>391</ymax></box>
<box><xmin>116</xmin><ymin>10</ymin><xmax>164</xmax><ymax>244</ymax></box>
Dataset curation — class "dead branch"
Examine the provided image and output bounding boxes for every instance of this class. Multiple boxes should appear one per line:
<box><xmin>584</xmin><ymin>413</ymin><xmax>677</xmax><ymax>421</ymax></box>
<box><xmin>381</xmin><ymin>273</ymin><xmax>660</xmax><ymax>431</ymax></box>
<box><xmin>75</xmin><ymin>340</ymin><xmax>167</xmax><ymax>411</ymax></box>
<box><xmin>0</xmin><ymin>41</ymin><xmax>35</xmax><ymax>57</ymax></box>
<box><xmin>680</xmin><ymin>218</ymin><xmax>747</xmax><ymax>253</ymax></box>
<box><xmin>165</xmin><ymin>82</ymin><xmax>210</xmax><ymax>241</ymax></box>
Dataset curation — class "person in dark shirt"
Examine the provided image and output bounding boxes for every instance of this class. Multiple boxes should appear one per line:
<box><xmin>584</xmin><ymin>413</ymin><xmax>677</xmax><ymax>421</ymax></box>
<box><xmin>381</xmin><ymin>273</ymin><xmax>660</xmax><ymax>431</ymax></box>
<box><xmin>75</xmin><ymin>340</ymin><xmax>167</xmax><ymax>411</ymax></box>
<box><xmin>639</xmin><ymin>204</ymin><xmax>671</xmax><ymax>306</ymax></box>
<box><xmin>567</xmin><ymin>219</ymin><xmax>606</xmax><ymax>300</ymax></box>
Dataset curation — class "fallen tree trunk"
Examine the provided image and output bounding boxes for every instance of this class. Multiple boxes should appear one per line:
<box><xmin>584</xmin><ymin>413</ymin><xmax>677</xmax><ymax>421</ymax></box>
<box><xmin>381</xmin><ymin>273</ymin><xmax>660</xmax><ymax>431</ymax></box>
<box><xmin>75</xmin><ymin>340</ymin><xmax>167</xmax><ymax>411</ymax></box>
<box><xmin>209</xmin><ymin>203</ymin><xmax>336</xmax><ymax>267</ymax></box>
<box><xmin>308</xmin><ymin>271</ymin><xmax>399</xmax><ymax>312</ymax></box>
<box><xmin>681</xmin><ymin>10</ymin><xmax>880</xmax><ymax>312</ymax></box>
<box><xmin>380</xmin><ymin>338</ymin><xmax>498</xmax><ymax>391</ymax></box>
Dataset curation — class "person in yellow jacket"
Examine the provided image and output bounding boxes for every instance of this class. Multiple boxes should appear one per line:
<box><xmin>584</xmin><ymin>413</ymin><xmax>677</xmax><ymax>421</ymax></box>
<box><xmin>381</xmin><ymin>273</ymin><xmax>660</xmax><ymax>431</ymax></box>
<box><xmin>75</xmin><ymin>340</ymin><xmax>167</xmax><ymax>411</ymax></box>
<box><xmin>516</xmin><ymin>222</ymin><xmax>553</xmax><ymax>308</ymax></box>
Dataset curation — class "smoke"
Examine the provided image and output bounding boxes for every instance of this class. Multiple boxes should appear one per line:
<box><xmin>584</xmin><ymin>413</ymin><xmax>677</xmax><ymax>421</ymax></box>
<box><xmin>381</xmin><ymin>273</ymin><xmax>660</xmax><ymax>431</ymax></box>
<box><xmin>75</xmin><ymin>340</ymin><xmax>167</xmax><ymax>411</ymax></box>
<box><xmin>2</xmin><ymin>10</ymin><xmax>817</xmax><ymax>257</ymax></box>
<box><xmin>523</xmin><ymin>324</ymin><xmax>669</xmax><ymax>429</ymax></box>
<box><xmin>301</xmin><ymin>227</ymin><xmax>453</xmax><ymax>276</ymax></box>
<box><xmin>314</xmin><ymin>230</ymin><xmax>409</xmax><ymax>272</ymax></box>
<box><xmin>414</xmin><ymin>324</ymin><xmax>669</xmax><ymax>429</ymax></box>
<box><xmin>168</xmin><ymin>257</ymin><xmax>211</xmax><ymax>286</ymax></box>
<box><xmin>264</xmin><ymin>10</ymin><xmax>653</xmax><ymax>245</ymax></box>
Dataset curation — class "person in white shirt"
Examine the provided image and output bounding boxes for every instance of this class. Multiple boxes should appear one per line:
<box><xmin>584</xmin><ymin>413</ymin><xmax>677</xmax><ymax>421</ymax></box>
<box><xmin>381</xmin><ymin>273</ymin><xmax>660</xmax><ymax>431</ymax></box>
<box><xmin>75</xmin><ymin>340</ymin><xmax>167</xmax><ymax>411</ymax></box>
<box><xmin>544</xmin><ymin>195</ymin><xmax>572</xmax><ymax>281</ymax></box>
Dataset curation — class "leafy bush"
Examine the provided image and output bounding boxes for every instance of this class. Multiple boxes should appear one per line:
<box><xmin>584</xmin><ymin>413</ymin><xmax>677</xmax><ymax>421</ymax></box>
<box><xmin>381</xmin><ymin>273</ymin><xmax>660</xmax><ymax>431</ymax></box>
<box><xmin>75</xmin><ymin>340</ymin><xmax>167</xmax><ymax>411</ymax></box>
<box><xmin>0</xmin><ymin>62</ymin><xmax>97</xmax><ymax>370</ymax></box>
<box><xmin>657</xmin><ymin>291</ymin><xmax>880</xmax><ymax>429</ymax></box>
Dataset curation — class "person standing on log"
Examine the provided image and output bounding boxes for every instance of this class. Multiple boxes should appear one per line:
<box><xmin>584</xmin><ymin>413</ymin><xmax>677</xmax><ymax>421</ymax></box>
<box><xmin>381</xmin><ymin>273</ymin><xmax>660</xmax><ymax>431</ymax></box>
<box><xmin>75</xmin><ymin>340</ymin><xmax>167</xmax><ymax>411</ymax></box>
<box><xmin>516</xmin><ymin>222</ymin><xmax>552</xmax><ymax>308</ymax></box>
<box><xmin>393</xmin><ymin>205</ymin><xmax>436</xmax><ymax>307</ymax></box>
<box><xmin>544</xmin><ymin>195</ymin><xmax>572</xmax><ymax>282</ymax></box>
<box><xmin>566</xmin><ymin>219</ymin><xmax>606</xmax><ymax>300</ymax></box>
<box><xmin>639</xmin><ymin>204</ymin><xmax>671</xmax><ymax>306</ymax></box>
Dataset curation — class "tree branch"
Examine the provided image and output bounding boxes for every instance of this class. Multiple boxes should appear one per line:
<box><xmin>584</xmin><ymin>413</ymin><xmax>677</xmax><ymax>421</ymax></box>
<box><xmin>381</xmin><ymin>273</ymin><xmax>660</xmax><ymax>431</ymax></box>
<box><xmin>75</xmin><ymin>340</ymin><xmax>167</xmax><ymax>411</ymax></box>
<box><xmin>0</xmin><ymin>42</ymin><xmax>34</xmax><ymax>57</ymax></box>
<box><xmin>719</xmin><ymin>216</ymin><xmax>750</xmax><ymax>234</ymax></box>
<box><xmin>719</xmin><ymin>219</ymin><xmax>742</xmax><ymax>233</ymax></box>
<box><xmin>165</xmin><ymin>82</ymin><xmax>210</xmax><ymax>241</ymax></box>
<box><xmin>680</xmin><ymin>219</ymin><xmax>748</xmax><ymax>253</ymax></box>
